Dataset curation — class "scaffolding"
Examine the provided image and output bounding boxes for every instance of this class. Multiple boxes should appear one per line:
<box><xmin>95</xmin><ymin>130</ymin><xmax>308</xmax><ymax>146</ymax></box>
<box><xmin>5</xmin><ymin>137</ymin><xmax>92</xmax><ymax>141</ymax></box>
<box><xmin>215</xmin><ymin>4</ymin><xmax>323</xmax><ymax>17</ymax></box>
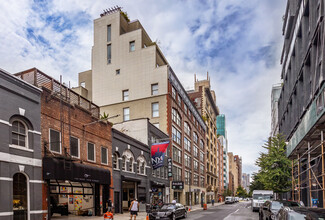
<box><xmin>291</xmin><ymin>129</ymin><xmax>325</xmax><ymax>208</ymax></box>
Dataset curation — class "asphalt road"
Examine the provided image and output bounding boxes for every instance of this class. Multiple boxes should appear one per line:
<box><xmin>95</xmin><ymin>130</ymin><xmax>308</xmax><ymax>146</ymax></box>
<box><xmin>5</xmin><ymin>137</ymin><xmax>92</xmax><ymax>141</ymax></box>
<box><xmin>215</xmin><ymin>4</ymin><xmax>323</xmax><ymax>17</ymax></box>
<box><xmin>187</xmin><ymin>201</ymin><xmax>259</xmax><ymax>220</ymax></box>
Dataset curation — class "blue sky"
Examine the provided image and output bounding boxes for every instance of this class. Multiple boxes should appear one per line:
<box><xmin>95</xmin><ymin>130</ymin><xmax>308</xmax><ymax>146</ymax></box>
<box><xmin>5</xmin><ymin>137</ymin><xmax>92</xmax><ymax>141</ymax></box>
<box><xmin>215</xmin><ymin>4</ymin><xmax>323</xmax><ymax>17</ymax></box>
<box><xmin>0</xmin><ymin>0</ymin><xmax>286</xmax><ymax>177</ymax></box>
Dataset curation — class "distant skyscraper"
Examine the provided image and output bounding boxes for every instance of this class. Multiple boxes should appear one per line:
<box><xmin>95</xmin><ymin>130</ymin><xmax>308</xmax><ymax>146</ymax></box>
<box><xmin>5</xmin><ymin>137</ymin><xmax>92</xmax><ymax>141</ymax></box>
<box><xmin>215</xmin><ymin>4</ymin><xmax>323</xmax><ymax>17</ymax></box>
<box><xmin>242</xmin><ymin>173</ymin><xmax>250</xmax><ymax>193</ymax></box>
<box><xmin>271</xmin><ymin>84</ymin><xmax>281</xmax><ymax>137</ymax></box>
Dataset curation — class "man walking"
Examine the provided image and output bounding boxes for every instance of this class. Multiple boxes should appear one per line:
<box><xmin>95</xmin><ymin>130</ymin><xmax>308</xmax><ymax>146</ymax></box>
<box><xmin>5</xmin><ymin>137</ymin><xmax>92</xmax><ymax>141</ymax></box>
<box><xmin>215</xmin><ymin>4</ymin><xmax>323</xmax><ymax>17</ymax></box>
<box><xmin>129</xmin><ymin>198</ymin><xmax>139</xmax><ymax>220</ymax></box>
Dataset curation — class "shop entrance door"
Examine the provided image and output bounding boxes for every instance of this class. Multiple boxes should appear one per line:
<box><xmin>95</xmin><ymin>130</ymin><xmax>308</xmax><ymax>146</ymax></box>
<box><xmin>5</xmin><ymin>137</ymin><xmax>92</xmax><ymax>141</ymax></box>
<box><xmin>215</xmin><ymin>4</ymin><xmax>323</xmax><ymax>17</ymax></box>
<box><xmin>122</xmin><ymin>181</ymin><xmax>136</xmax><ymax>210</ymax></box>
<box><xmin>13</xmin><ymin>173</ymin><xmax>28</xmax><ymax>220</ymax></box>
<box><xmin>114</xmin><ymin>192</ymin><xmax>120</xmax><ymax>213</ymax></box>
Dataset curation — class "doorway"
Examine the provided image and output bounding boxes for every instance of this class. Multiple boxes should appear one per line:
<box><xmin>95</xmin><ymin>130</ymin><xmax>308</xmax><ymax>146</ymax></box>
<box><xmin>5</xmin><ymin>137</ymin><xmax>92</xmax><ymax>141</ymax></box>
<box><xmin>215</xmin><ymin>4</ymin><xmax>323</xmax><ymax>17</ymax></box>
<box><xmin>13</xmin><ymin>173</ymin><xmax>28</xmax><ymax>220</ymax></box>
<box><xmin>114</xmin><ymin>192</ymin><xmax>120</xmax><ymax>213</ymax></box>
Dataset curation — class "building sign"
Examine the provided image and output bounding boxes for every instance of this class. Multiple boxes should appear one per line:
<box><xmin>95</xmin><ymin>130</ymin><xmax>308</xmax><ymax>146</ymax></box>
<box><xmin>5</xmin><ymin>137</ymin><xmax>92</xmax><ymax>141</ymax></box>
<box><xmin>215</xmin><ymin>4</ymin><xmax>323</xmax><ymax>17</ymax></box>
<box><xmin>151</xmin><ymin>141</ymin><xmax>169</xmax><ymax>170</ymax></box>
<box><xmin>172</xmin><ymin>181</ymin><xmax>184</xmax><ymax>190</ymax></box>
<box><xmin>167</xmin><ymin>158</ymin><xmax>172</xmax><ymax>177</ymax></box>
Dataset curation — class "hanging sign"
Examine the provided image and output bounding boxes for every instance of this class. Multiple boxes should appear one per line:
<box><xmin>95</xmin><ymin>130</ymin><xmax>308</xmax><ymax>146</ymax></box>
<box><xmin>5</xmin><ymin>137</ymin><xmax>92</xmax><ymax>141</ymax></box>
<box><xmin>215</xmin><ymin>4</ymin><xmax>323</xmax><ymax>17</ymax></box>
<box><xmin>151</xmin><ymin>141</ymin><xmax>169</xmax><ymax>170</ymax></box>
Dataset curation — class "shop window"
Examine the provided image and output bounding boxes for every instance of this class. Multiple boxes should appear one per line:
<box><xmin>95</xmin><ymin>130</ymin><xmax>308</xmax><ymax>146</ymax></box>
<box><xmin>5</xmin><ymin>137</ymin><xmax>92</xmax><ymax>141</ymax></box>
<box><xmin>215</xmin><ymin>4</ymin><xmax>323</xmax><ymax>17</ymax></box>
<box><xmin>12</xmin><ymin>120</ymin><xmax>27</xmax><ymax>147</ymax></box>
<box><xmin>49</xmin><ymin>129</ymin><xmax>61</xmax><ymax>153</ymax></box>
<box><xmin>101</xmin><ymin>147</ymin><xmax>108</xmax><ymax>165</ymax></box>
<box><xmin>13</xmin><ymin>173</ymin><xmax>27</xmax><ymax>219</ymax></box>
<box><xmin>70</xmin><ymin>136</ymin><xmax>79</xmax><ymax>158</ymax></box>
<box><xmin>87</xmin><ymin>142</ymin><xmax>95</xmax><ymax>162</ymax></box>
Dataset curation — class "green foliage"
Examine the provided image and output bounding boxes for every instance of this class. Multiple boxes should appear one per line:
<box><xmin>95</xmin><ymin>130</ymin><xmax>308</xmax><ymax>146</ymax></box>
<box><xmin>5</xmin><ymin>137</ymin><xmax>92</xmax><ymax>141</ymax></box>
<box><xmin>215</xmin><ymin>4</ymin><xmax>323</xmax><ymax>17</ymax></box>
<box><xmin>100</xmin><ymin>112</ymin><xmax>109</xmax><ymax>120</ymax></box>
<box><xmin>222</xmin><ymin>188</ymin><xmax>232</xmax><ymax>197</ymax></box>
<box><xmin>249</xmin><ymin>172</ymin><xmax>266</xmax><ymax>195</ymax></box>
<box><xmin>236</xmin><ymin>186</ymin><xmax>248</xmax><ymax>198</ymax></box>
<box><xmin>252</xmin><ymin>134</ymin><xmax>292</xmax><ymax>193</ymax></box>
<box><xmin>121</xmin><ymin>11</ymin><xmax>130</xmax><ymax>22</ymax></box>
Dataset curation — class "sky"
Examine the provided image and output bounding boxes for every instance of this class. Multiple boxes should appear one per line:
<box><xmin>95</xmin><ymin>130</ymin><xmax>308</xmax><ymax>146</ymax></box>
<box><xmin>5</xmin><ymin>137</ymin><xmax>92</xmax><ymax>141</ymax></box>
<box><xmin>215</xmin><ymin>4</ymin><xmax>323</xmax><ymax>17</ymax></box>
<box><xmin>0</xmin><ymin>0</ymin><xmax>286</xmax><ymax>177</ymax></box>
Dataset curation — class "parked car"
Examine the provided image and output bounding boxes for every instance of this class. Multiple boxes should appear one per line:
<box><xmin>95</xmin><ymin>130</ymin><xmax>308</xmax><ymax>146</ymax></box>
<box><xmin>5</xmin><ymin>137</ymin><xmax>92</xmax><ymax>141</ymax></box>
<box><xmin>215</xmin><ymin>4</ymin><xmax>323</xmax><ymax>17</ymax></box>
<box><xmin>225</xmin><ymin>196</ymin><xmax>234</xmax><ymax>204</ymax></box>
<box><xmin>148</xmin><ymin>203</ymin><xmax>187</xmax><ymax>220</ymax></box>
<box><xmin>259</xmin><ymin>200</ymin><xmax>300</xmax><ymax>220</ymax></box>
<box><xmin>277</xmin><ymin>206</ymin><xmax>325</xmax><ymax>220</ymax></box>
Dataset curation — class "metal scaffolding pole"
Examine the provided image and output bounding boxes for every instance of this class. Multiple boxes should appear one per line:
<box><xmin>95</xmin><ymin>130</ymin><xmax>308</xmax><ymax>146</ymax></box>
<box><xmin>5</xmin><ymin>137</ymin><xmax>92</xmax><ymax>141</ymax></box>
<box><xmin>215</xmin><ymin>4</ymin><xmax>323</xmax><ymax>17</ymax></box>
<box><xmin>292</xmin><ymin>160</ymin><xmax>295</xmax><ymax>200</ymax></box>
<box><xmin>308</xmin><ymin>142</ymin><xmax>312</xmax><ymax>207</ymax></box>
<box><xmin>320</xmin><ymin>131</ymin><xmax>325</xmax><ymax>208</ymax></box>
<box><xmin>298</xmin><ymin>154</ymin><xmax>301</xmax><ymax>202</ymax></box>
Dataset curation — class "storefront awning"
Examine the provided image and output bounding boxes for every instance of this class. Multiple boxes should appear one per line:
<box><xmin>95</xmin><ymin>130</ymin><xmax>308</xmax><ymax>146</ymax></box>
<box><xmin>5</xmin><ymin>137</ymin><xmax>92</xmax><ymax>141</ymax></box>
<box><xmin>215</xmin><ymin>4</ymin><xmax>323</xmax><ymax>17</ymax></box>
<box><xmin>121</xmin><ymin>175</ymin><xmax>141</xmax><ymax>183</ymax></box>
<box><xmin>43</xmin><ymin>157</ymin><xmax>111</xmax><ymax>185</ymax></box>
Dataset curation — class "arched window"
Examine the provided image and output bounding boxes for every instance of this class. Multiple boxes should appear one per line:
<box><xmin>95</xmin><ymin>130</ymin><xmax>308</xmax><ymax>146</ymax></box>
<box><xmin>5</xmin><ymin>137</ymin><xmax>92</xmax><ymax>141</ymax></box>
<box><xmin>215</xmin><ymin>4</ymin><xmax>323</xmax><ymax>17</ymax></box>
<box><xmin>193</xmin><ymin>132</ymin><xmax>198</xmax><ymax>143</ymax></box>
<box><xmin>113</xmin><ymin>152</ymin><xmax>120</xmax><ymax>169</ymax></box>
<box><xmin>122</xmin><ymin>150</ymin><xmax>135</xmax><ymax>172</ymax></box>
<box><xmin>184</xmin><ymin>122</ymin><xmax>191</xmax><ymax>136</ymax></box>
<box><xmin>136</xmin><ymin>156</ymin><xmax>147</xmax><ymax>175</ymax></box>
<box><xmin>13</xmin><ymin>173</ymin><xmax>28</xmax><ymax>219</ymax></box>
<box><xmin>172</xmin><ymin>108</ymin><xmax>181</xmax><ymax>126</ymax></box>
<box><xmin>12</xmin><ymin>120</ymin><xmax>28</xmax><ymax>147</ymax></box>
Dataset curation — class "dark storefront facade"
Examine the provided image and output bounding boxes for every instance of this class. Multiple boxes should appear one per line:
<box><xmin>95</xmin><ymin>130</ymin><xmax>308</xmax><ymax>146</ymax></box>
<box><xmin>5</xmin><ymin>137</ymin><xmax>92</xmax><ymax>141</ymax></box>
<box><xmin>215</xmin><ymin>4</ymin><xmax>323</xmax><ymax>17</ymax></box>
<box><xmin>0</xmin><ymin>69</ymin><xmax>42</xmax><ymax>220</ymax></box>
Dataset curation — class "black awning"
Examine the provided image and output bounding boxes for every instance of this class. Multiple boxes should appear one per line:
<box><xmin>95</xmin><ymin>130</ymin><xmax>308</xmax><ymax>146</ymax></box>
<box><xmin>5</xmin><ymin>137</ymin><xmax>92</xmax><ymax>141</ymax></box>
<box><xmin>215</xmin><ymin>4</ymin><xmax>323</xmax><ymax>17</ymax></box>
<box><xmin>43</xmin><ymin>157</ymin><xmax>111</xmax><ymax>185</ymax></box>
<box><xmin>121</xmin><ymin>175</ymin><xmax>141</xmax><ymax>183</ymax></box>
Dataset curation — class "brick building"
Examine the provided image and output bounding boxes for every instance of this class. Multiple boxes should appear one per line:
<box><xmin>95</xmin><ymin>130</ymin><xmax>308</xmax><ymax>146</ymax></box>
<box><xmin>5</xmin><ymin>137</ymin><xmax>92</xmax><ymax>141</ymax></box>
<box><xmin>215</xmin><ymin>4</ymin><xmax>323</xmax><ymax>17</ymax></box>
<box><xmin>15</xmin><ymin>68</ymin><xmax>113</xmax><ymax>218</ymax></box>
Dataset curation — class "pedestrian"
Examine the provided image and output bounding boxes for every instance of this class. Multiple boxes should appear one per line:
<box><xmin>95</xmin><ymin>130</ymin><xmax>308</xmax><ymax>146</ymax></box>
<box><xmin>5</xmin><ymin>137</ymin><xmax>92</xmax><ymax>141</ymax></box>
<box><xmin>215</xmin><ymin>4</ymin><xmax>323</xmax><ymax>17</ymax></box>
<box><xmin>172</xmin><ymin>198</ymin><xmax>177</xmax><ymax>204</ymax></box>
<box><xmin>212</xmin><ymin>199</ymin><xmax>215</xmax><ymax>206</ymax></box>
<box><xmin>129</xmin><ymin>198</ymin><xmax>139</xmax><ymax>220</ymax></box>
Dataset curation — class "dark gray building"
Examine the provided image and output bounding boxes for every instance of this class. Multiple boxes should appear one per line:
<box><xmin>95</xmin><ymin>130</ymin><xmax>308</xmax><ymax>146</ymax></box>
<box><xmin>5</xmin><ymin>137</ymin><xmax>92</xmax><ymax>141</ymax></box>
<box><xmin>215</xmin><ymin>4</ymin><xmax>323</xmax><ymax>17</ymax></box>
<box><xmin>279</xmin><ymin>0</ymin><xmax>325</xmax><ymax>208</ymax></box>
<box><xmin>112</xmin><ymin>119</ymin><xmax>169</xmax><ymax>213</ymax></box>
<box><xmin>0</xmin><ymin>69</ymin><xmax>42</xmax><ymax>219</ymax></box>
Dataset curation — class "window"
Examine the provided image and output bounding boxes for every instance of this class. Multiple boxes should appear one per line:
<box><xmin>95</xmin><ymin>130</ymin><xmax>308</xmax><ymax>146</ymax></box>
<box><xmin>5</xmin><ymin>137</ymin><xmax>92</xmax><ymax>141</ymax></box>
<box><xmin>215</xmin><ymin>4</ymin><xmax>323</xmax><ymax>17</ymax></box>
<box><xmin>129</xmin><ymin>41</ymin><xmax>135</xmax><ymax>52</ymax></box>
<box><xmin>107</xmin><ymin>44</ymin><xmax>111</xmax><ymax>64</ymax></box>
<box><xmin>172</xmin><ymin>86</ymin><xmax>176</xmax><ymax>99</ymax></box>
<box><xmin>193</xmin><ymin>174</ymin><xmax>199</xmax><ymax>186</ymax></box>
<box><xmin>49</xmin><ymin>129</ymin><xmax>61</xmax><ymax>153</ymax></box>
<box><xmin>123</xmin><ymin>90</ymin><xmax>129</xmax><ymax>101</ymax></box>
<box><xmin>87</xmin><ymin>142</ymin><xmax>95</xmax><ymax>162</ymax></box>
<box><xmin>122</xmin><ymin>156</ymin><xmax>127</xmax><ymax>171</ymax></box>
<box><xmin>193</xmin><ymin>146</ymin><xmax>198</xmax><ymax>157</ymax></box>
<box><xmin>193</xmin><ymin>132</ymin><xmax>198</xmax><ymax>143</ymax></box>
<box><xmin>172</xmin><ymin>166</ymin><xmax>182</xmax><ymax>181</ymax></box>
<box><xmin>129</xmin><ymin>157</ymin><xmax>134</xmax><ymax>172</ymax></box>
<box><xmin>116</xmin><ymin>69</ymin><xmax>120</xmax><ymax>75</ymax></box>
<box><xmin>151</xmin><ymin>83</ymin><xmax>158</xmax><ymax>95</ymax></box>
<box><xmin>12</xmin><ymin>121</ymin><xmax>27</xmax><ymax>147</ymax></box>
<box><xmin>185</xmin><ymin>154</ymin><xmax>191</xmax><ymax>168</ymax></box>
<box><xmin>107</xmin><ymin>25</ymin><xmax>111</xmax><ymax>41</ymax></box>
<box><xmin>172</xmin><ymin>126</ymin><xmax>181</xmax><ymax>145</ymax></box>
<box><xmin>123</xmin><ymin>108</ymin><xmax>130</xmax><ymax>121</ymax></box>
<box><xmin>173</xmin><ymin>146</ymin><xmax>182</xmax><ymax>163</ymax></box>
<box><xmin>153</xmin><ymin>123</ymin><xmax>159</xmax><ymax>128</ymax></box>
<box><xmin>184</xmin><ymin>104</ymin><xmax>188</xmax><ymax>114</ymax></box>
<box><xmin>200</xmin><ymin>139</ymin><xmax>204</xmax><ymax>149</ymax></box>
<box><xmin>184</xmin><ymin>122</ymin><xmax>190</xmax><ymax>136</ymax></box>
<box><xmin>80</xmin><ymin>82</ymin><xmax>85</xmax><ymax>88</ymax></box>
<box><xmin>194</xmin><ymin>160</ymin><xmax>199</xmax><ymax>171</ymax></box>
<box><xmin>178</xmin><ymin>95</ymin><xmax>182</xmax><ymax>106</ymax></box>
<box><xmin>200</xmin><ymin>151</ymin><xmax>204</xmax><ymax>162</ymax></box>
<box><xmin>70</xmin><ymin>137</ymin><xmax>79</xmax><ymax>158</ymax></box>
<box><xmin>152</xmin><ymin>102</ymin><xmax>159</xmax><ymax>117</ymax></box>
<box><xmin>185</xmin><ymin>170</ymin><xmax>191</xmax><ymax>185</ymax></box>
<box><xmin>184</xmin><ymin>137</ymin><xmax>191</xmax><ymax>152</ymax></box>
<box><xmin>200</xmin><ymin>163</ymin><xmax>205</xmax><ymax>174</ymax></box>
<box><xmin>101</xmin><ymin>147</ymin><xmax>108</xmax><ymax>164</ymax></box>
<box><xmin>200</xmin><ymin>176</ymin><xmax>205</xmax><ymax>187</ymax></box>
<box><xmin>172</xmin><ymin>108</ymin><xmax>181</xmax><ymax>126</ymax></box>
<box><xmin>113</xmin><ymin>153</ymin><xmax>119</xmax><ymax>169</ymax></box>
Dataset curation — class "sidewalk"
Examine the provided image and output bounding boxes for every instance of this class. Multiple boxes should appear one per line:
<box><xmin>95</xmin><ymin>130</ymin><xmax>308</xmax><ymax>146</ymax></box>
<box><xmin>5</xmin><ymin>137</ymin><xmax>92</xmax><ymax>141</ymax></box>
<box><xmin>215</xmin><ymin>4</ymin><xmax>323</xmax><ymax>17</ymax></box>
<box><xmin>53</xmin><ymin>202</ymin><xmax>225</xmax><ymax>220</ymax></box>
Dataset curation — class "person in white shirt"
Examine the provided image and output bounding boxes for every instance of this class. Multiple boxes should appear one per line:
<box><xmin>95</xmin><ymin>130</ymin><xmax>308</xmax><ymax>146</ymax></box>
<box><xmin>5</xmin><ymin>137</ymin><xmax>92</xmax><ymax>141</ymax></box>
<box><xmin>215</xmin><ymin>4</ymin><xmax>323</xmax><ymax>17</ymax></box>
<box><xmin>129</xmin><ymin>198</ymin><xmax>139</xmax><ymax>220</ymax></box>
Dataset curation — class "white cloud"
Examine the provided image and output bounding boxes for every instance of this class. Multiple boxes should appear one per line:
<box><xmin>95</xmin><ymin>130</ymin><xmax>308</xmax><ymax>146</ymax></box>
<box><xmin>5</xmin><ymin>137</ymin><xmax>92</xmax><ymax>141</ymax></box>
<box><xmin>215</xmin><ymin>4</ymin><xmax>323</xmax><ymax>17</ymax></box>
<box><xmin>0</xmin><ymin>0</ymin><xmax>286</xmax><ymax>176</ymax></box>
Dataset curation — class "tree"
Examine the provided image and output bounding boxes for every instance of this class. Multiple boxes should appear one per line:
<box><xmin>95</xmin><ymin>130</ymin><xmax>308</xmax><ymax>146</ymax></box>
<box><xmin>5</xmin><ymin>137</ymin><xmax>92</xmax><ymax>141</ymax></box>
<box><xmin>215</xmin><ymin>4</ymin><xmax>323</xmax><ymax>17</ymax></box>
<box><xmin>236</xmin><ymin>186</ymin><xmax>248</xmax><ymax>198</ymax></box>
<box><xmin>254</xmin><ymin>134</ymin><xmax>292</xmax><ymax>196</ymax></box>
<box><xmin>222</xmin><ymin>188</ymin><xmax>232</xmax><ymax>197</ymax></box>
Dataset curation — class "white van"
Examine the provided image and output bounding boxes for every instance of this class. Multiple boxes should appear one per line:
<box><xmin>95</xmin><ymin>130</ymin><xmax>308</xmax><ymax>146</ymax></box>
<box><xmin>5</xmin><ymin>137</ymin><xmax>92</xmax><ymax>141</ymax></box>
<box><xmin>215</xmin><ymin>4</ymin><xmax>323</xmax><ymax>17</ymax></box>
<box><xmin>225</xmin><ymin>196</ymin><xmax>234</xmax><ymax>204</ymax></box>
<box><xmin>251</xmin><ymin>190</ymin><xmax>273</xmax><ymax>212</ymax></box>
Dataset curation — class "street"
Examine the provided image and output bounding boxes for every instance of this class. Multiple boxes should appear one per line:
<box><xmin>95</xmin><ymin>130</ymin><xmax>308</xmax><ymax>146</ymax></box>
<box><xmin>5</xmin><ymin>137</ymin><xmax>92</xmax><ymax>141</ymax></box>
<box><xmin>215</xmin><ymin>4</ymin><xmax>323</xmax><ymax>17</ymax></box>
<box><xmin>187</xmin><ymin>201</ymin><xmax>258</xmax><ymax>220</ymax></box>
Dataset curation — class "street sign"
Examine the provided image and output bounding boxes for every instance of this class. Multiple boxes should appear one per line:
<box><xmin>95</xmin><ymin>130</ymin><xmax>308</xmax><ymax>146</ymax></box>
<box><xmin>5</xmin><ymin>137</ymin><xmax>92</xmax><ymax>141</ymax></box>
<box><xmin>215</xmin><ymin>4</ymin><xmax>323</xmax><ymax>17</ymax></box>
<box><xmin>172</xmin><ymin>181</ymin><xmax>184</xmax><ymax>190</ymax></box>
<box><xmin>167</xmin><ymin>158</ymin><xmax>172</xmax><ymax>177</ymax></box>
